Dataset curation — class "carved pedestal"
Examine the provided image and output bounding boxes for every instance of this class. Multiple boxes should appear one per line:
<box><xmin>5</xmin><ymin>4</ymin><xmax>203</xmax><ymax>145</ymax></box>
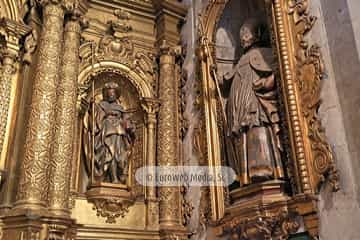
<box><xmin>86</xmin><ymin>183</ymin><xmax>135</xmax><ymax>224</ymax></box>
<box><xmin>214</xmin><ymin>191</ymin><xmax>319</xmax><ymax>240</ymax></box>
<box><xmin>230</xmin><ymin>180</ymin><xmax>287</xmax><ymax>205</ymax></box>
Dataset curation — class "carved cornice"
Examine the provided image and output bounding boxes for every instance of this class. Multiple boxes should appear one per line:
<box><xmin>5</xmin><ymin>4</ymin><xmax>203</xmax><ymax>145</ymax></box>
<box><xmin>154</xmin><ymin>0</ymin><xmax>186</xmax><ymax>47</ymax></box>
<box><xmin>0</xmin><ymin>18</ymin><xmax>31</xmax><ymax>59</ymax></box>
<box><xmin>153</xmin><ymin>0</ymin><xmax>187</xmax><ymax>18</ymax></box>
<box><xmin>34</xmin><ymin>0</ymin><xmax>88</xmax><ymax>15</ymax></box>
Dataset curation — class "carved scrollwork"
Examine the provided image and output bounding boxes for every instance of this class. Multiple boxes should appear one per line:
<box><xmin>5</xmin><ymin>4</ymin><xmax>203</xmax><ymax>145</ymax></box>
<box><xmin>181</xmin><ymin>186</ymin><xmax>194</xmax><ymax>226</ymax></box>
<box><xmin>221</xmin><ymin>210</ymin><xmax>300</xmax><ymax>240</ymax></box>
<box><xmin>91</xmin><ymin>197</ymin><xmax>135</xmax><ymax>224</ymax></box>
<box><xmin>98</xmin><ymin>35</ymin><xmax>134</xmax><ymax>64</ymax></box>
<box><xmin>289</xmin><ymin>0</ymin><xmax>317</xmax><ymax>37</ymax></box>
<box><xmin>79</xmin><ymin>9</ymin><xmax>156</xmax><ymax>92</ymax></box>
<box><xmin>289</xmin><ymin>0</ymin><xmax>339</xmax><ymax>192</ymax></box>
<box><xmin>23</xmin><ymin>29</ymin><xmax>38</xmax><ymax>64</ymax></box>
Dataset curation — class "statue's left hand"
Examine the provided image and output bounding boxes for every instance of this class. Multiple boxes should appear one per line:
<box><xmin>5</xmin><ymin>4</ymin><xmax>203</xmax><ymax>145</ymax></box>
<box><xmin>253</xmin><ymin>74</ymin><xmax>275</xmax><ymax>91</ymax></box>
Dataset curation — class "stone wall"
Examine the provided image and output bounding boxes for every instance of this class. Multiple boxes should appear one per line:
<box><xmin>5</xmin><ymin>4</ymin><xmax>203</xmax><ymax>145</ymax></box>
<box><xmin>180</xmin><ymin>0</ymin><xmax>208</xmax><ymax>239</ymax></box>
<box><xmin>309</xmin><ymin>0</ymin><xmax>360</xmax><ymax>239</ymax></box>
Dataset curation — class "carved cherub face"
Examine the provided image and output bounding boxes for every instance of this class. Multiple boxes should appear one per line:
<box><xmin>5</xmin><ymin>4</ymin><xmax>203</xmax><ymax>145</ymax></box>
<box><xmin>240</xmin><ymin>23</ymin><xmax>259</xmax><ymax>49</ymax></box>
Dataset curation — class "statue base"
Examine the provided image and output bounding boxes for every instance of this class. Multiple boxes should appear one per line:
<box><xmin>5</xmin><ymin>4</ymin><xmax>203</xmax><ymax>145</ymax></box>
<box><xmin>85</xmin><ymin>182</ymin><xmax>135</xmax><ymax>224</ymax></box>
<box><xmin>86</xmin><ymin>182</ymin><xmax>132</xmax><ymax>198</ymax></box>
<box><xmin>212</xmin><ymin>180</ymin><xmax>320</xmax><ymax>239</ymax></box>
<box><xmin>230</xmin><ymin>180</ymin><xmax>287</xmax><ymax>205</ymax></box>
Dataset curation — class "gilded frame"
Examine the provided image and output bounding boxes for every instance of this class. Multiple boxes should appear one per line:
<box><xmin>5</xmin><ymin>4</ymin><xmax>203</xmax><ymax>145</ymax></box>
<box><xmin>198</xmin><ymin>0</ymin><xmax>339</xmax><ymax>221</ymax></box>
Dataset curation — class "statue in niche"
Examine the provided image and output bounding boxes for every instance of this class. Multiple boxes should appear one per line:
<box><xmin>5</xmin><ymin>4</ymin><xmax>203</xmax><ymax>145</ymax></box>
<box><xmin>83</xmin><ymin>82</ymin><xmax>136</xmax><ymax>185</ymax></box>
<box><xmin>220</xmin><ymin>19</ymin><xmax>284</xmax><ymax>185</ymax></box>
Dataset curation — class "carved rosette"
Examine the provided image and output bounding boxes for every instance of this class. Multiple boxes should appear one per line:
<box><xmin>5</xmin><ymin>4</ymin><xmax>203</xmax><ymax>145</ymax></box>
<box><xmin>48</xmin><ymin>15</ymin><xmax>82</xmax><ymax>217</ymax></box>
<box><xmin>16</xmin><ymin>1</ymin><xmax>65</xmax><ymax>209</ymax></box>
<box><xmin>288</xmin><ymin>0</ymin><xmax>339</xmax><ymax>192</ymax></box>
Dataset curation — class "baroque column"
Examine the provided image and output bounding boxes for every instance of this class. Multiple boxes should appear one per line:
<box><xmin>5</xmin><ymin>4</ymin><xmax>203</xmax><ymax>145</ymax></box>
<box><xmin>0</xmin><ymin>19</ymin><xmax>30</xmax><ymax>183</ymax></box>
<box><xmin>48</xmin><ymin>14</ymin><xmax>82</xmax><ymax>218</ymax></box>
<box><xmin>157</xmin><ymin>42</ymin><xmax>186</xmax><ymax>238</ymax></box>
<box><xmin>0</xmin><ymin>19</ymin><xmax>31</xmax><ymax>212</ymax></box>
<box><xmin>14</xmin><ymin>1</ymin><xmax>65</xmax><ymax>211</ymax></box>
<box><xmin>1</xmin><ymin>1</ymin><xmax>66</xmax><ymax>239</ymax></box>
<box><xmin>141</xmin><ymin>98</ymin><xmax>160</xmax><ymax>229</ymax></box>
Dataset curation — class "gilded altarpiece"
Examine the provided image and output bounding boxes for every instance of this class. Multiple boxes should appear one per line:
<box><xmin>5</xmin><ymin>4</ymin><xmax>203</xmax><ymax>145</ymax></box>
<box><xmin>197</xmin><ymin>0</ymin><xmax>339</xmax><ymax>239</ymax></box>
<box><xmin>0</xmin><ymin>0</ymin><xmax>341</xmax><ymax>239</ymax></box>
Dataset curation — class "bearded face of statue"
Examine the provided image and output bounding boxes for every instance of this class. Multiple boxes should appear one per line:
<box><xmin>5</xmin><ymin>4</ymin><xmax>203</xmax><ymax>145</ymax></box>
<box><xmin>105</xmin><ymin>88</ymin><xmax>118</xmax><ymax>103</ymax></box>
<box><xmin>240</xmin><ymin>25</ymin><xmax>258</xmax><ymax>50</ymax></box>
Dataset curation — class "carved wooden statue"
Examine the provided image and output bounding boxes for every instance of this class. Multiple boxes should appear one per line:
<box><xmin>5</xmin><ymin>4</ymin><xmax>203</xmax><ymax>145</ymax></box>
<box><xmin>221</xmin><ymin>19</ymin><xmax>284</xmax><ymax>185</ymax></box>
<box><xmin>83</xmin><ymin>82</ymin><xmax>135</xmax><ymax>184</ymax></box>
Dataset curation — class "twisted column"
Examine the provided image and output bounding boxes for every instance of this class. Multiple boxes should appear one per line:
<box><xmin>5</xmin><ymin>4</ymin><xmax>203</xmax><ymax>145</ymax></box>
<box><xmin>48</xmin><ymin>15</ymin><xmax>81</xmax><ymax>217</ymax></box>
<box><xmin>15</xmin><ymin>2</ymin><xmax>65</xmax><ymax>210</ymax></box>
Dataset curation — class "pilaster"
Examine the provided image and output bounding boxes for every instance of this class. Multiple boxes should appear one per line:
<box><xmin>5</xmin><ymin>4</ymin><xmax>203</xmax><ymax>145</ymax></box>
<box><xmin>0</xmin><ymin>19</ymin><xmax>30</xmax><ymax>185</ymax></box>
<box><xmin>141</xmin><ymin>98</ymin><xmax>161</xmax><ymax>229</ymax></box>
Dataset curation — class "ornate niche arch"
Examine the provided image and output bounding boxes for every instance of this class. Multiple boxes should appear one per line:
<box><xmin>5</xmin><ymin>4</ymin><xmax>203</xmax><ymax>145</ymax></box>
<box><xmin>198</xmin><ymin>0</ymin><xmax>339</xmax><ymax>238</ymax></box>
<box><xmin>72</xmin><ymin>59</ymin><xmax>157</xmax><ymax>223</ymax></box>
<box><xmin>78</xmin><ymin>61</ymin><xmax>154</xmax><ymax>100</ymax></box>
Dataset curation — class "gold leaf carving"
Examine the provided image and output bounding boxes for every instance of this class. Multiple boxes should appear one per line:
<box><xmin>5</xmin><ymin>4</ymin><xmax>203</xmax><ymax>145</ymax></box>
<box><xmin>91</xmin><ymin>198</ymin><xmax>134</xmax><ymax>224</ymax></box>
<box><xmin>289</xmin><ymin>0</ymin><xmax>339</xmax><ymax>192</ymax></box>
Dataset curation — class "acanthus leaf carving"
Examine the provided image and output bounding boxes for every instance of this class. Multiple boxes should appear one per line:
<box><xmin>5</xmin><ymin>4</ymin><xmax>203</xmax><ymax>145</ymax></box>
<box><xmin>23</xmin><ymin>29</ymin><xmax>38</xmax><ymax>64</ymax></box>
<box><xmin>289</xmin><ymin>0</ymin><xmax>339</xmax><ymax>192</ymax></box>
<box><xmin>221</xmin><ymin>210</ymin><xmax>300</xmax><ymax>240</ymax></box>
<box><xmin>91</xmin><ymin>198</ymin><xmax>134</xmax><ymax>224</ymax></box>
<box><xmin>79</xmin><ymin>8</ymin><xmax>156</xmax><ymax>91</ymax></box>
